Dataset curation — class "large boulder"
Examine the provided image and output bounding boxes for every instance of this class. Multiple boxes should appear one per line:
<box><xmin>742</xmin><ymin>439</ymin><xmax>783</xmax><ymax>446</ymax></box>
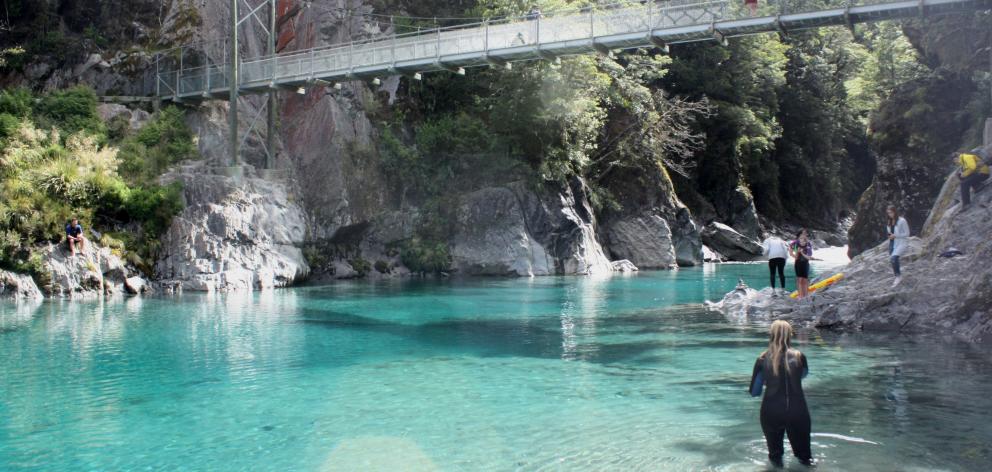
<box><xmin>42</xmin><ymin>241</ymin><xmax>131</xmax><ymax>298</ymax></box>
<box><xmin>598</xmin><ymin>163</ymin><xmax>702</xmax><ymax>268</ymax></box>
<box><xmin>509</xmin><ymin>179</ymin><xmax>613</xmax><ymax>276</ymax></box>
<box><xmin>700</xmin><ymin>222</ymin><xmax>763</xmax><ymax>261</ymax></box>
<box><xmin>0</xmin><ymin>270</ymin><xmax>43</xmax><ymax>300</ymax></box>
<box><xmin>603</xmin><ymin>215</ymin><xmax>677</xmax><ymax>270</ymax></box>
<box><xmin>451</xmin><ymin>187</ymin><xmax>552</xmax><ymax>276</ymax></box>
<box><xmin>154</xmin><ymin>163</ymin><xmax>309</xmax><ymax>291</ymax></box>
<box><xmin>451</xmin><ymin>179</ymin><xmax>612</xmax><ymax>276</ymax></box>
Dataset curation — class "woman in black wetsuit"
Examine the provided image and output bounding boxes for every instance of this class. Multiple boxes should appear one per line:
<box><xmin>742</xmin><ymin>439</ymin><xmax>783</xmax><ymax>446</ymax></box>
<box><xmin>749</xmin><ymin>320</ymin><xmax>813</xmax><ymax>467</ymax></box>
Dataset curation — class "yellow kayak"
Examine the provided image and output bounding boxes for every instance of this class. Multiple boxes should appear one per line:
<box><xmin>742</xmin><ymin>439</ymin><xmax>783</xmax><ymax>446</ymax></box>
<box><xmin>790</xmin><ymin>273</ymin><xmax>844</xmax><ymax>299</ymax></box>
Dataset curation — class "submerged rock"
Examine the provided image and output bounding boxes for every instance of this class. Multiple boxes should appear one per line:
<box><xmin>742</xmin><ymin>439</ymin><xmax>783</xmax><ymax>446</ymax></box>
<box><xmin>700</xmin><ymin>222</ymin><xmax>763</xmax><ymax>261</ymax></box>
<box><xmin>154</xmin><ymin>163</ymin><xmax>309</xmax><ymax>292</ymax></box>
<box><xmin>611</xmin><ymin>259</ymin><xmax>639</xmax><ymax>273</ymax></box>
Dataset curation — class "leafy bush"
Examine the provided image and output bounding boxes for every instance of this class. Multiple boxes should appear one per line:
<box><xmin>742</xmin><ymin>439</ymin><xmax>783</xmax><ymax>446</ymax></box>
<box><xmin>118</xmin><ymin>106</ymin><xmax>197</xmax><ymax>183</ymax></box>
<box><xmin>0</xmin><ymin>91</ymin><xmax>192</xmax><ymax>280</ymax></box>
<box><xmin>33</xmin><ymin>86</ymin><xmax>105</xmax><ymax>138</ymax></box>
<box><xmin>374</xmin><ymin>260</ymin><xmax>390</xmax><ymax>274</ymax></box>
<box><xmin>0</xmin><ymin>113</ymin><xmax>21</xmax><ymax>142</ymax></box>
<box><xmin>0</xmin><ymin>88</ymin><xmax>33</xmax><ymax>117</ymax></box>
<box><xmin>400</xmin><ymin>238</ymin><xmax>451</xmax><ymax>275</ymax></box>
<box><xmin>348</xmin><ymin>257</ymin><xmax>371</xmax><ymax>277</ymax></box>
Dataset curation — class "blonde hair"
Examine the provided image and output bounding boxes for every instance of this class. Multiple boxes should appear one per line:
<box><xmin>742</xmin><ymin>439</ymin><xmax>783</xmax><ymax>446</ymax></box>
<box><xmin>765</xmin><ymin>320</ymin><xmax>794</xmax><ymax>376</ymax></box>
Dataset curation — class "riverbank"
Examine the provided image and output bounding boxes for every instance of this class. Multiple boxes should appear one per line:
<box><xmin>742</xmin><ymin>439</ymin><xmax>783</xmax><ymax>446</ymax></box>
<box><xmin>709</xmin><ymin>168</ymin><xmax>992</xmax><ymax>343</ymax></box>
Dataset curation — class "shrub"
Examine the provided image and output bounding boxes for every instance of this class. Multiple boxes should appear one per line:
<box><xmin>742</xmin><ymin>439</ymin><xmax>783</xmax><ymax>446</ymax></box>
<box><xmin>118</xmin><ymin>106</ymin><xmax>196</xmax><ymax>183</ymax></box>
<box><xmin>348</xmin><ymin>257</ymin><xmax>371</xmax><ymax>277</ymax></box>
<box><xmin>400</xmin><ymin>238</ymin><xmax>451</xmax><ymax>274</ymax></box>
<box><xmin>0</xmin><ymin>113</ymin><xmax>21</xmax><ymax>142</ymax></box>
<box><xmin>0</xmin><ymin>88</ymin><xmax>33</xmax><ymax>118</ymax></box>
<box><xmin>33</xmin><ymin>86</ymin><xmax>105</xmax><ymax>138</ymax></box>
<box><xmin>374</xmin><ymin>260</ymin><xmax>390</xmax><ymax>274</ymax></box>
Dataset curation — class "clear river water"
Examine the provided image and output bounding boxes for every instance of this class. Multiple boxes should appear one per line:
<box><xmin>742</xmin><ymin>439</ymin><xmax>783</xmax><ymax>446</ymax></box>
<box><xmin>2</xmin><ymin>258</ymin><xmax>991</xmax><ymax>471</ymax></box>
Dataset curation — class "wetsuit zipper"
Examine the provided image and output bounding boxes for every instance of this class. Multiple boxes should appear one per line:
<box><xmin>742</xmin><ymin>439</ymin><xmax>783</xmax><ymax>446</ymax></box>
<box><xmin>785</xmin><ymin>354</ymin><xmax>790</xmax><ymax>411</ymax></box>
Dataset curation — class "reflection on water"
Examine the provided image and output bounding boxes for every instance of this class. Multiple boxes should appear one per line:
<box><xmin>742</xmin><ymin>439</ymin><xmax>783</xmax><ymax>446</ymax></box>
<box><xmin>0</xmin><ymin>264</ymin><xmax>989</xmax><ymax>471</ymax></box>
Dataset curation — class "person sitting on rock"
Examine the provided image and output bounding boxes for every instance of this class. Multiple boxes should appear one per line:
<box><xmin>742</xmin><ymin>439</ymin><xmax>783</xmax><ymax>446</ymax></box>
<box><xmin>65</xmin><ymin>218</ymin><xmax>86</xmax><ymax>256</ymax></box>
<box><xmin>955</xmin><ymin>150</ymin><xmax>989</xmax><ymax>208</ymax></box>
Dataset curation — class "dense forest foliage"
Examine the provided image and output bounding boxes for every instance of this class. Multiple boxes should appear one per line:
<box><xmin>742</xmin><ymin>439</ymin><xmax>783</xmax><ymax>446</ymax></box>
<box><xmin>370</xmin><ymin>0</ymin><xmax>961</xmax><ymax>235</ymax></box>
<box><xmin>0</xmin><ymin>86</ymin><xmax>191</xmax><ymax>280</ymax></box>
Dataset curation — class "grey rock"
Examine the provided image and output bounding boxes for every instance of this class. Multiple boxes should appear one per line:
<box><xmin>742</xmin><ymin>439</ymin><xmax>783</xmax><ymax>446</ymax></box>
<box><xmin>0</xmin><ymin>270</ymin><xmax>44</xmax><ymax>300</ymax></box>
<box><xmin>42</xmin><ymin>241</ymin><xmax>129</xmax><ymax>298</ymax></box>
<box><xmin>124</xmin><ymin>276</ymin><xmax>149</xmax><ymax>295</ymax></box>
<box><xmin>604</xmin><ymin>215</ymin><xmax>677</xmax><ymax>270</ymax></box>
<box><xmin>451</xmin><ymin>180</ymin><xmax>612</xmax><ymax>276</ymax></box>
<box><xmin>451</xmin><ymin>187</ymin><xmax>552</xmax><ymax>277</ymax></box>
<box><xmin>611</xmin><ymin>259</ymin><xmax>639</xmax><ymax>272</ymax></box>
<box><xmin>701</xmin><ymin>222</ymin><xmax>763</xmax><ymax>261</ymax></box>
<box><xmin>154</xmin><ymin>163</ymin><xmax>309</xmax><ymax>292</ymax></box>
<box><xmin>672</xmin><ymin>208</ymin><xmax>703</xmax><ymax>267</ymax></box>
<box><xmin>507</xmin><ymin>179</ymin><xmax>613</xmax><ymax>276</ymax></box>
<box><xmin>702</xmin><ymin>245</ymin><xmax>725</xmax><ymax>263</ymax></box>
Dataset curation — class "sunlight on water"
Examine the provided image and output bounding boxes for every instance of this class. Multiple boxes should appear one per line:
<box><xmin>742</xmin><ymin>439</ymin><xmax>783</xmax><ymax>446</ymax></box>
<box><xmin>1</xmin><ymin>263</ymin><xmax>989</xmax><ymax>471</ymax></box>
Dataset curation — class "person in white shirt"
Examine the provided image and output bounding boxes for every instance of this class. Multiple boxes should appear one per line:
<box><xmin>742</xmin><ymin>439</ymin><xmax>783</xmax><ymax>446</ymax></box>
<box><xmin>886</xmin><ymin>205</ymin><xmax>910</xmax><ymax>287</ymax></box>
<box><xmin>762</xmin><ymin>235</ymin><xmax>790</xmax><ymax>293</ymax></box>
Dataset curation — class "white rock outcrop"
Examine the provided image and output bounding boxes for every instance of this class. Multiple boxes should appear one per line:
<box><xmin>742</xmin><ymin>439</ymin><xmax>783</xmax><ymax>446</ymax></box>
<box><xmin>154</xmin><ymin>163</ymin><xmax>309</xmax><ymax>292</ymax></box>
<box><xmin>41</xmin><ymin>241</ymin><xmax>137</xmax><ymax>298</ymax></box>
<box><xmin>0</xmin><ymin>270</ymin><xmax>44</xmax><ymax>300</ymax></box>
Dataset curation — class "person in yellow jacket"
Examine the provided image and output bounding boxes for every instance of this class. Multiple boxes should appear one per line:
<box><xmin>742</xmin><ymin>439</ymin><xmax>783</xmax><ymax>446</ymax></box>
<box><xmin>955</xmin><ymin>150</ymin><xmax>990</xmax><ymax>207</ymax></box>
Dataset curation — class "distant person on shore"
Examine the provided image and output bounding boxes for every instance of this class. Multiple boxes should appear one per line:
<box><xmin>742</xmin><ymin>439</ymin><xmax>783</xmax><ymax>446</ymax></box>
<box><xmin>65</xmin><ymin>218</ymin><xmax>85</xmax><ymax>256</ymax></box>
<box><xmin>886</xmin><ymin>205</ymin><xmax>910</xmax><ymax>287</ymax></box>
<box><xmin>744</xmin><ymin>0</ymin><xmax>758</xmax><ymax>16</ymax></box>
<box><xmin>955</xmin><ymin>150</ymin><xmax>990</xmax><ymax>208</ymax></box>
<box><xmin>789</xmin><ymin>229</ymin><xmax>816</xmax><ymax>299</ymax></box>
<box><xmin>749</xmin><ymin>320</ymin><xmax>813</xmax><ymax>468</ymax></box>
<box><xmin>526</xmin><ymin>5</ymin><xmax>543</xmax><ymax>19</ymax></box>
<box><xmin>762</xmin><ymin>235</ymin><xmax>790</xmax><ymax>294</ymax></box>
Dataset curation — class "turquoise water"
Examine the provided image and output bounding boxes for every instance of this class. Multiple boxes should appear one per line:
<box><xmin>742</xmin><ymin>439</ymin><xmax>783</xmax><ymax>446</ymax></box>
<box><xmin>2</xmin><ymin>262</ymin><xmax>991</xmax><ymax>471</ymax></box>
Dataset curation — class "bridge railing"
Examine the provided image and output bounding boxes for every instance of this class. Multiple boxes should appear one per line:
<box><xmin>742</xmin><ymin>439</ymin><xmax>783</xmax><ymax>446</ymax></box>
<box><xmin>155</xmin><ymin>0</ymin><xmax>983</xmax><ymax>98</ymax></box>
<box><xmin>235</xmin><ymin>0</ymin><xmax>728</xmax><ymax>88</ymax></box>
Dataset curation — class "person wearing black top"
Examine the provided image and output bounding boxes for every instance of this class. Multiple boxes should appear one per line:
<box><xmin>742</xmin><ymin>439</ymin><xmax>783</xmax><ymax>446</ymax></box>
<box><xmin>65</xmin><ymin>218</ymin><xmax>86</xmax><ymax>256</ymax></box>
<box><xmin>749</xmin><ymin>320</ymin><xmax>813</xmax><ymax>467</ymax></box>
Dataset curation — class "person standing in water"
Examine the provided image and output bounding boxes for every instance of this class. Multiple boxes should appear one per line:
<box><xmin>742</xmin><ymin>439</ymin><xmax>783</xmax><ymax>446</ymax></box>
<box><xmin>749</xmin><ymin>320</ymin><xmax>813</xmax><ymax>467</ymax></box>
<box><xmin>886</xmin><ymin>205</ymin><xmax>910</xmax><ymax>287</ymax></box>
<box><xmin>762</xmin><ymin>235</ymin><xmax>790</xmax><ymax>294</ymax></box>
<box><xmin>789</xmin><ymin>229</ymin><xmax>814</xmax><ymax>299</ymax></box>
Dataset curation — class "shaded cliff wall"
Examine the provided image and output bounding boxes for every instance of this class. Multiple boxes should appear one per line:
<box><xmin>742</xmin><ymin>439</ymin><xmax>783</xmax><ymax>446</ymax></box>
<box><xmin>847</xmin><ymin>13</ymin><xmax>992</xmax><ymax>257</ymax></box>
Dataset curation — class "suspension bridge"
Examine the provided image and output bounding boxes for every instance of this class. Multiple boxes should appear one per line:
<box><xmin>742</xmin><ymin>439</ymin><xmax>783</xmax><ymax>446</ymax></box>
<box><xmin>152</xmin><ymin>0</ymin><xmax>991</xmax><ymax>167</ymax></box>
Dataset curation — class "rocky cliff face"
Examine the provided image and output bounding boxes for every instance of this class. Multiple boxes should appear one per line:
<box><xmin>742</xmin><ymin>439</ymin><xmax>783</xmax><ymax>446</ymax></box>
<box><xmin>847</xmin><ymin>16</ymin><xmax>991</xmax><ymax>257</ymax></box>
<box><xmin>452</xmin><ymin>180</ymin><xmax>614</xmax><ymax>276</ymax></box>
<box><xmin>598</xmin><ymin>164</ymin><xmax>703</xmax><ymax>268</ymax></box>
<box><xmin>154</xmin><ymin>163</ymin><xmax>309</xmax><ymax>291</ymax></box>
